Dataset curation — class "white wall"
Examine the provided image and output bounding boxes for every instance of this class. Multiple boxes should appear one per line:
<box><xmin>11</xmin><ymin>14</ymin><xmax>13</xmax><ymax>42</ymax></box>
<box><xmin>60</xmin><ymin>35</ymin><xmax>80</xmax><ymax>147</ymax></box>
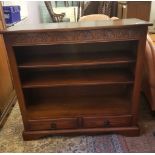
<box><xmin>26</xmin><ymin>1</ymin><xmax>41</xmax><ymax>24</ymax></box>
<box><xmin>2</xmin><ymin>1</ymin><xmax>41</xmax><ymax>24</ymax></box>
<box><xmin>150</xmin><ymin>1</ymin><xmax>155</xmax><ymax>25</ymax></box>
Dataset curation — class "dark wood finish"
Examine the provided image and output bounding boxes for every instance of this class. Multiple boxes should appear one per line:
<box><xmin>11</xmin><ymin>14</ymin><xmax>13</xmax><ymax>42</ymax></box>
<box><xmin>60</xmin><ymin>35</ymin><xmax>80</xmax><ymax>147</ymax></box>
<box><xmin>26</xmin><ymin>94</ymin><xmax>131</xmax><ymax>119</ymax></box>
<box><xmin>23</xmin><ymin>85</ymin><xmax>132</xmax><ymax>120</ymax></box>
<box><xmin>1</xmin><ymin>18</ymin><xmax>151</xmax><ymax>33</ymax></box>
<box><xmin>20</xmin><ymin>68</ymin><xmax>134</xmax><ymax>88</ymax></box>
<box><xmin>83</xmin><ymin>115</ymin><xmax>132</xmax><ymax>128</ymax></box>
<box><xmin>15</xmin><ymin>41</ymin><xmax>137</xmax><ymax>69</ymax></box>
<box><xmin>1</xmin><ymin>19</ymin><xmax>151</xmax><ymax>140</ymax></box>
<box><xmin>127</xmin><ymin>2</ymin><xmax>151</xmax><ymax>21</ymax></box>
<box><xmin>0</xmin><ymin>3</ymin><xmax>16</xmax><ymax>128</ymax></box>
<box><xmin>28</xmin><ymin>117</ymin><xmax>78</xmax><ymax>131</ymax></box>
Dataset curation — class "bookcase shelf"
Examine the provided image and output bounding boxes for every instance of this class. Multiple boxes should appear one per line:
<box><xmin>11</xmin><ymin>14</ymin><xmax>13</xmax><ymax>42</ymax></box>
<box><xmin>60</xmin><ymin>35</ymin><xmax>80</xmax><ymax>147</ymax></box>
<box><xmin>27</xmin><ymin>95</ymin><xmax>131</xmax><ymax>119</ymax></box>
<box><xmin>3</xmin><ymin>19</ymin><xmax>151</xmax><ymax>140</ymax></box>
<box><xmin>14</xmin><ymin>41</ymin><xmax>137</xmax><ymax>69</ymax></box>
<box><xmin>18</xmin><ymin>57</ymin><xmax>135</xmax><ymax>69</ymax></box>
<box><xmin>17</xmin><ymin>50</ymin><xmax>135</xmax><ymax>69</ymax></box>
<box><xmin>24</xmin><ymin>85</ymin><xmax>132</xmax><ymax>119</ymax></box>
<box><xmin>20</xmin><ymin>67</ymin><xmax>134</xmax><ymax>88</ymax></box>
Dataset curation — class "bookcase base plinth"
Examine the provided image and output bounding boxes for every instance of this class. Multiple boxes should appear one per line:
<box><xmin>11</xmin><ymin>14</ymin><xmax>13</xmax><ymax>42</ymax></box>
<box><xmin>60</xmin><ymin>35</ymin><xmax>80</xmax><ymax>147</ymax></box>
<box><xmin>23</xmin><ymin>126</ymin><xmax>140</xmax><ymax>141</ymax></box>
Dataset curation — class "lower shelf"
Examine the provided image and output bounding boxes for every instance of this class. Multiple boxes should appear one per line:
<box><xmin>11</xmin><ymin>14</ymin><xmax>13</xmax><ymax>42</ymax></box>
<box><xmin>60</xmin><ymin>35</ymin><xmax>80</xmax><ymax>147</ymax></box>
<box><xmin>26</xmin><ymin>95</ymin><xmax>131</xmax><ymax>119</ymax></box>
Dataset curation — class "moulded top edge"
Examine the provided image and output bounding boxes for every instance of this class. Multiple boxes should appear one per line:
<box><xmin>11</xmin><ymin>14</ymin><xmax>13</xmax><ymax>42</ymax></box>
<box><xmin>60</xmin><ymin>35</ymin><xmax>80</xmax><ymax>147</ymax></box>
<box><xmin>0</xmin><ymin>18</ymin><xmax>152</xmax><ymax>34</ymax></box>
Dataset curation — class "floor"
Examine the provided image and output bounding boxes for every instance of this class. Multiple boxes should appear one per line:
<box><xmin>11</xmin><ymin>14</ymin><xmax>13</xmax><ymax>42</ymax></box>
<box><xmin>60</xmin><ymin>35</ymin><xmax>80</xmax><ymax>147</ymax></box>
<box><xmin>0</xmin><ymin>95</ymin><xmax>155</xmax><ymax>152</ymax></box>
<box><xmin>0</xmin><ymin>103</ymin><xmax>128</xmax><ymax>153</ymax></box>
<box><xmin>125</xmin><ymin>96</ymin><xmax>155</xmax><ymax>152</ymax></box>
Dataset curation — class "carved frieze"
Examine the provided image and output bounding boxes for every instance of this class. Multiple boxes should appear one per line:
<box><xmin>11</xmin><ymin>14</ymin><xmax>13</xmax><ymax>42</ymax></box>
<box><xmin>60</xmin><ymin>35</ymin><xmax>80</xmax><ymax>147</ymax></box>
<box><xmin>6</xmin><ymin>27</ymin><xmax>144</xmax><ymax>45</ymax></box>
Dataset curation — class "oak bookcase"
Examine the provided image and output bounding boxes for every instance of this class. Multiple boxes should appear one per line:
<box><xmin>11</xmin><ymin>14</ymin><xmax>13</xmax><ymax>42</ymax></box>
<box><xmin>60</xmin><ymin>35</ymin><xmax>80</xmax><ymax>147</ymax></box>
<box><xmin>1</xmin><ymin>19</ymin><xmax>151</xmax><ymax>140</ymax></box>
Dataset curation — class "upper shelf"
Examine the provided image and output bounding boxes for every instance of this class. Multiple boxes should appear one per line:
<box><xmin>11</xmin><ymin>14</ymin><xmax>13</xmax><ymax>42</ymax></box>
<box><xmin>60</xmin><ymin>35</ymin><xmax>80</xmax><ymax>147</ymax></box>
<box><xmin>18</xmin><ymin>56</ymin><xmax>135</xmax><ymax>69</ymax></box>
<box><xmin>0</xmin><ymin>18</ymin><xmax>152</xmax><ymax>34</ymax></box>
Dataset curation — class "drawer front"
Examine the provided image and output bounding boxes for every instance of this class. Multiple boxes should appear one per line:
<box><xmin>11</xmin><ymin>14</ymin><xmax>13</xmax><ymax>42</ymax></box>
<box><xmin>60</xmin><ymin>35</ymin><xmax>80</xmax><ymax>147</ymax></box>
<box><xmin>28</xmin><ymin>118</ymin><xmax>78</xmax><ymax>131</ymax></box>
<box><xmin>83</xmin><ymin>115</ymin><xmax>132</xmax><ymax>128</ymax></box>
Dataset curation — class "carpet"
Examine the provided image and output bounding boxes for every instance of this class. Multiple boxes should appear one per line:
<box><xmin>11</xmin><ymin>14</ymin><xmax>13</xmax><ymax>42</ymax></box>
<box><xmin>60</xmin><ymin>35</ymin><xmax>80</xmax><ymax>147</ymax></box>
<box><xmin>125</xmin><ymin>96</ymin><xmax>155</xmax><ymax>153</ymax></box>
<box><xmin>0</xmin><ymin>104</ymin><xmax>128</xmax><ymax>153</ymax></box>
<box><xmin>1</xmin><ymin>96</ymin><xmax>155</xmax><ymax>153</ymax></box>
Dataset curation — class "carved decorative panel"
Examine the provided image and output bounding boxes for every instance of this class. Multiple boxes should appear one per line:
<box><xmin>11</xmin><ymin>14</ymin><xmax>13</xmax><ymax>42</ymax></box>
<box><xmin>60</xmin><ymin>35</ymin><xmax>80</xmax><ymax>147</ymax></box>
<box><xmin>6</xmin><ymin>28</ymin><xmax>144</xmax><ymax>45</ymax></box>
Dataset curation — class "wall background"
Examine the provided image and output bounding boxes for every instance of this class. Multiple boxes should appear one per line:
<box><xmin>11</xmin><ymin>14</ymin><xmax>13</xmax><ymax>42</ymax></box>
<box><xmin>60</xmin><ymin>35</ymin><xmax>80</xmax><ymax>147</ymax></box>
<box><xmin>150</xmin><ymin>1</ymin><xmax>155</xmax><ymax>26</ymax></box>
<box><xmin>1</xmin><ymin>1</ymin><xmax>155</xmax><ymax>26</ymax></box>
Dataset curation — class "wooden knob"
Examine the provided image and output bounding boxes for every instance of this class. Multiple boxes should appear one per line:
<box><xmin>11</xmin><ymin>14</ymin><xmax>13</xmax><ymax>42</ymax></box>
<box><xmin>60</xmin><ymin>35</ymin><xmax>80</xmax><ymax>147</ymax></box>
<box><xmin>103</xmin><ymin>120</ymin><xmax>110</xmax><ymax>127</ymax></box>
<box><xmin>51</xmin><ymin>122</ymin><xmax>57</xmax><ymax>129</ymax></box>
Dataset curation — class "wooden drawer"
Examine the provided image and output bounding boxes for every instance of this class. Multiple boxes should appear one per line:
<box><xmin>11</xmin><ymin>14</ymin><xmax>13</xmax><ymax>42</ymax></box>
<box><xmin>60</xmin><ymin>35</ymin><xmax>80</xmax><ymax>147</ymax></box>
<box><xmin>83</xmin><ymin>115</ymin><xmax>132</xmax><ymax>128</ymax></box>
<box><xmin>28</xmin><ymin>118</ymin><xmax>78</xmax><ymax>131</ymax></box>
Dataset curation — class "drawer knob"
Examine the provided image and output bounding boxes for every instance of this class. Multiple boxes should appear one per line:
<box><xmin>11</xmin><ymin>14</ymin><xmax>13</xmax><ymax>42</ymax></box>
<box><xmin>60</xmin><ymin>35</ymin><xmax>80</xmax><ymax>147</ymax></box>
<box><xmin>51</xmin><ymin>122</ymin><xmax>57</xmax><ymax>129</ymax></box>
<box><xmin>103</xmin><ymin>120</ymin><xmax>110</xmax><ymax>127</ymax></box>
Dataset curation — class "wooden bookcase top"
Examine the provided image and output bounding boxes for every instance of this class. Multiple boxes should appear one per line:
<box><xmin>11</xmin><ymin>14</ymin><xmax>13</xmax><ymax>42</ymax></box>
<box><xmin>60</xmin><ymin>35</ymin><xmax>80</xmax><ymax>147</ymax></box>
<box><xmin>0</xmin><ymin>18</ymin><xmax>152</xmax><ymax>34</ymax></box>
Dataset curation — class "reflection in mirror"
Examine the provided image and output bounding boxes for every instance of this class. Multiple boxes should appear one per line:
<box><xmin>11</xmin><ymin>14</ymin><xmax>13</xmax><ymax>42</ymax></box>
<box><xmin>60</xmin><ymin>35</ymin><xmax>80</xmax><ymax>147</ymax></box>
<box><xmin>41</xmin><ymin>1</ymin><xmax>81</xmax><ymax>23</ymax></box>
<box><xmin>1</xmin><ymin>1</ymin><xmax>120</xmax><ymax>26</ymax></box>
<box><xmin>3</xmin><ymin>1</ymin><xmax>153</xmax><ymax>29</ymax></box>
<box><xmin>42</xmin><ymin>1</ymin><xmax>155</xmax><ymax>25</ymax></box>
<box><xmin>150</xmin><ymin>1</ymin><xmax>155</xmax><ymax>33</ymax></box>
<box><xmin>42</xmin><ymin>1</ymin><xmax>118</xmax><ymax>22</ymax></box>
<box><xmin>42</xmin><ymin>1</ymin><xmax>119</xmax><ymax>23</ymax></box>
